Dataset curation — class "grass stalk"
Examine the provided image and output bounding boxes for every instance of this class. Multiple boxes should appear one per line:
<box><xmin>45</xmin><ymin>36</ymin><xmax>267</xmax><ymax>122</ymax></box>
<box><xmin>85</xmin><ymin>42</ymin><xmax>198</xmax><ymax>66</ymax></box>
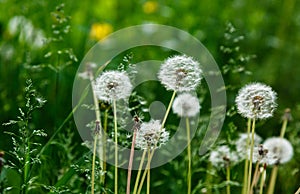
<box><xmin>23</xmin><ymin>140</ymin><xmax>30</xmax><ymax>194</ymax></box>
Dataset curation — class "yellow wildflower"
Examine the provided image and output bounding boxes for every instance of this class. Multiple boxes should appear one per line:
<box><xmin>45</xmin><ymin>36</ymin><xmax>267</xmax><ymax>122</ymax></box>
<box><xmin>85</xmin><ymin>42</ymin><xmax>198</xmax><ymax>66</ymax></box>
<box><xmin>89</xmin><ymin>23</ymin><xmax>113</xmax><ymax>41</ymax></box>
<box><xmin>143</xmin><ymin>1</ymin><xmax>158</xmax><ymax>14</ymax></box>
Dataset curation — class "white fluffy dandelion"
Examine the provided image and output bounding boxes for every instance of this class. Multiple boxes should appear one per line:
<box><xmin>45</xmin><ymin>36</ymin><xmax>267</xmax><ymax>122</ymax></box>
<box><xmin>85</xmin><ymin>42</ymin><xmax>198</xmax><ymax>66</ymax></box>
<box><xmin>172</xmin><ymin>93</ymin><xmax>200</xmax><ymax>117</ymax></box>
<box><xmin>135</xmin><ymin>120</ymin><xmax>169</xmax><ymax>150</ymax></box>
<box><xmin>235</xmin><ymin>132</ymin><xmax>262</xmax><ymax>159</ymax></box>
<box><xmin>235</xmin><ymin>82</ymin><xmax>277</xmax><ymax>119</ymax></box>
<box><xmin>209</xmin><ymin>145</ymin><xmax>239</xmax><ymax>168</ymax></box>
<box><xmin>263</xmin><ymin>137</ymin><xmax>293</xmax><ymax>164</ymax></box>
<box><xmin>250</xmin><ymin>144</ymin><xmax>276</xmax><ymax>165</ymax></box>
<box><xmin>158</xmin><ymin>55</ymin><xmax>202</xmax><ymax>92</ymax></box>
<box><xmin>94</xmin><ymin>71</ymin><xmax>133</xmax><ymax>102</ymax></box>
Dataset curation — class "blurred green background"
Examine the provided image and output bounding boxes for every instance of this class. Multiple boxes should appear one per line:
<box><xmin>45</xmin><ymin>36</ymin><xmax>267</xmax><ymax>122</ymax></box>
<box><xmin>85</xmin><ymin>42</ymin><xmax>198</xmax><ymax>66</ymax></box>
<box><xmin>0</xmin><ymin>0</ymin><xmax>299</xmax><ymax>193</ymax></box>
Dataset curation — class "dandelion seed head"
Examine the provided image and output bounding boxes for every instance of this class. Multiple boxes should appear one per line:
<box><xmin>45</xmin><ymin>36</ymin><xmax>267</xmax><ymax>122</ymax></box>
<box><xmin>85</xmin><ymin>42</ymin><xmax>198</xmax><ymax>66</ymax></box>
<box><xmin>209</xmin><ymin>145</ymin><xmax>239</xmax><ymax>168</ymax></box>
<box><xmin>235</xmin><ymin>82</ymin><xmax>277</xmax><ymax>119</ymax></box>
<box><xmin>251</xmin><ymin>144</ymin><xmax>277</xmax><ymax>165</ymax></box>
<box><xmin>95</xmin><ymin>71</ymin><xmax>132</xmax><ymax>102</ymax></box>
<box><xmin>158</xmin><ymin>55</ymin><xmax>202</xmax><ymax>92</ymax></box>
<box><xmin>235</xmin><ymin>132</ymin><xmax>262</xmax><ymax>159</ymax></box>
<box><xmin>263</xmin><ymin>137</ymin><xmax>293</xmax><ymax>164</ymax></box>
<box><xmin>135</xmin><ymin>120</ymin><xmax>169</xmax><ymax>150</ymax></box>
<box><xmin>172</xmin><ymin>93</ymin><xmax>200</xmax><ymax>117</ymax></box>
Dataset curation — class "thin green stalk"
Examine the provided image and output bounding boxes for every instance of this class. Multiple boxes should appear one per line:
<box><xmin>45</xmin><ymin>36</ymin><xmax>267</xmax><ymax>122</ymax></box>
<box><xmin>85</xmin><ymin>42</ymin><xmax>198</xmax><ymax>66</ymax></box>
<box><xmin>243</xmin><ymin>118</ymin><xmax>252</xmax><ymax>194</ymax></box>
<box><xmin>161</xmin><ymin>91</ymin><xmax>176</xmax><ymax>128</ymax></box>
<box><xmin>226</xmin><ymin>165</ymin><xmax>231</xmax><ymax>194</ymax></box>
<box><xmin>91</xmin><ymin>133</ymin><xmax>98</xmax><ymax>194</ymax></box>
<box><xmin>136</xmin><ymin>90</ymin><xmax>176</xmax><ymax>194</ymax></box>
<box><xmin>126</xmin><ymin>119</ymin><xmax>138</xmax><ymax>194</ymax></box>
<box><xmin>247</xmin><ymin>119</ymin><xmax>256</xmax><ymax>194</ymax></box>
<box><xmin>186</xmin><ymin>117</ymin><xmax>192</xmax><ymax>194</ymax></box>
<box><xmin>113</xmin><ymin>99</ymin><xmax>118</xmax><ymax>194</ymax></box>
<box><xmin>267</xmin><ymin>115</ymin><xmax>289</xmax><ymax>194</ymax></box>
<box><xmin>90</xmin><ymin>68</ymin><xmax>102</xmax><ymax>194</ymax></box>
<box><xmin>259</xmin><ymin>167</ymin><xmax>266</xmax><ymax>194</ymax></box>
<box><xmin>137</xmin><ymin>150</ymin><xmax>155</xmax><ymax>194</ymax></box>
<box><xmin>267</xmin><ymin>165</ymin><xmax>278</xmax><ymax>194</ymax></box>
<box><xmin>147</xmin><ymin>148</ymin><xmax>150</xmax><ymax>194</ymax></box>
<box><xmin>294</xmin><ymin>186</ymin><xmax>300</xmax><ymax>194</ymax></box>
<box><xmin>100</xmin><ymin>110</ymin><xmax>108</xmax><ymax>186</ymax></box>
<box><xmin>280</xmin><ymin>118</ymin><xmax>288</xmax><ymax>138</ymax></box>
<box><xmin>133</xmin><ymin>150</ymin><xmax>147</xmax><ymax>194</ymax></box>
<box><xmin>250</xmin><ymin>162</ymin><xmax>260</xmax><ymax>194</ymax></box>
<box><xmin>23</xmin><ymin>140</ymin><xmax>30</xmax><ymax>194</ymax></box>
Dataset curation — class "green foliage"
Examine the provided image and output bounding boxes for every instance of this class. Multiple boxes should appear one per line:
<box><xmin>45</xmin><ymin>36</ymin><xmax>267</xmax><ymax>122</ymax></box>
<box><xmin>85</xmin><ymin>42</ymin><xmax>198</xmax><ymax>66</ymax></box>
<box><xmin>2</xmin><ymin>80</ymin><xmax>47</xmax><ymax>193</ymax></box>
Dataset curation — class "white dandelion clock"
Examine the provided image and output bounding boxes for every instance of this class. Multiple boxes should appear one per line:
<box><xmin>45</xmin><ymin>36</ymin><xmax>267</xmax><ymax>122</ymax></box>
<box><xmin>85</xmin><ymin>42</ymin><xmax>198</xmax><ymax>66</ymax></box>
<box><xmin>250</xmin><ymin>144</ymin><xmax>277</xmax><ymax>165</ymax></box>
<box><xmin>172</xmin><ymin>93</ymin><xmax>200</xmax><ymax>117</ymax></box>
<box><xmin>135</xmin><ymin>120</ymin><xmax>169</xmax><ymax>150</ymax></box>
<box><xmin>235</xmin><ymin>132</ymin><xmax>262</xmax><ymax>159</ymax></box>
<box><xmin>263</xmin><ymin>137</ymin><xmax>293</xmax><ymax>164</ymax></box>
<box><xmin>94</xmin><ymin>70</ymin><xmax>133</xmax><ymax>102</ymax></box>
<box><xmin>158</xmin><ymin>55</ymin><xmax>202</xmax><ymax>92</ymax></box>
<box><xmin>235</xmin><ymin>82</ymin><xmax>277</xmax><ymax>119</ymax></box>
<box><xmin>209</xmin><ymin>145</ymin><xmax>239</xmax><ymax>168</ymax></box>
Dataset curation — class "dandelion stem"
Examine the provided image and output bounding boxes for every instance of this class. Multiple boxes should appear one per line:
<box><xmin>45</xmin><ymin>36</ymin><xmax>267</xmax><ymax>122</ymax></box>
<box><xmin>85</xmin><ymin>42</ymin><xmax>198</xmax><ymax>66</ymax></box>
<box><xmin>250</xmin><ymin>162</ymin><xmax>260</xmax><ymax>194</ymax></box>
<box><xmin>226</xmin><ymin>165</ymin><xmax>231</xmax><ymax>194</ymax></box>
<box><xmin>135</xmin><ymin>90</ymin><xmax>176</xmax><ymax>194</ymax></box>
<box><xmin>91</xmin><ymin>132</ymin><xmax>98</xmax><ymax>194</ymax></box>
<box><xmin>161</xmin><ymin>91</ymin><xmax>176</xmax><ymax>128</ymax></box>
<box><xmin>280</xmin><ymin>118</ymin><xmax>288</xmax><ymax>138</ymax></box>
<box><xmin>186</xmin><ymin>117</ymin><xmax>192</xmax><ymax>194</ymax></box>
<box><xmin>147</xmin><ymin>148</ymin><xmax>151</xmax><ymax>194</ymax></box>
<box><xmin>89</xmin><ymin>67</ymin><xmax>104</xmax><ymax>192</ymax></box>
<box><xmin>100</xmin><ymin>110</ymin><xmax>108</xmax><ymax>187</ymax></box>
<box><xmin>243</xmin><ymin>118</ymin><xmax>252</xmax><ymax>194</ymax></box>
<box><xmin>133</xmin><ymin>150</ymin><xmax>147</xmax><ymax>194</ymax></box>
<box><xmin>126</xmin><ymin>119</ymin><xmax>138</xmax><ymax>194</ymax></box>
<box><xmin>267</xmin><ymin>165</ymin><xmax>278</xmax><ymax>194</ymax></box>
<box><xmin>294</xmin><ymin>186</ymin><xmax>300</xmax><ymax>194</ymax></box>
<box><xmin>247</xmin><ymin>118</ymin><xmax>256</xmax><ymax>194</ymax></box>
<box><xmin>137</xmin><ymin>150</ymin><xmax>155</xmax><ymax>194</ymax></box>
<box><xmin>267</xmin><ymin>115</ymin><xmax>289</xmax><ymax>194</ymax></box>
<box><xmin>113</xmin><ymin>99</ymin><xmax>118</xmax><ymax>194</ymax></box>
<box><xmin>259</xmin><ymin>167</ymin><xmax>266</xmax><ymax>194</ymax></box>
